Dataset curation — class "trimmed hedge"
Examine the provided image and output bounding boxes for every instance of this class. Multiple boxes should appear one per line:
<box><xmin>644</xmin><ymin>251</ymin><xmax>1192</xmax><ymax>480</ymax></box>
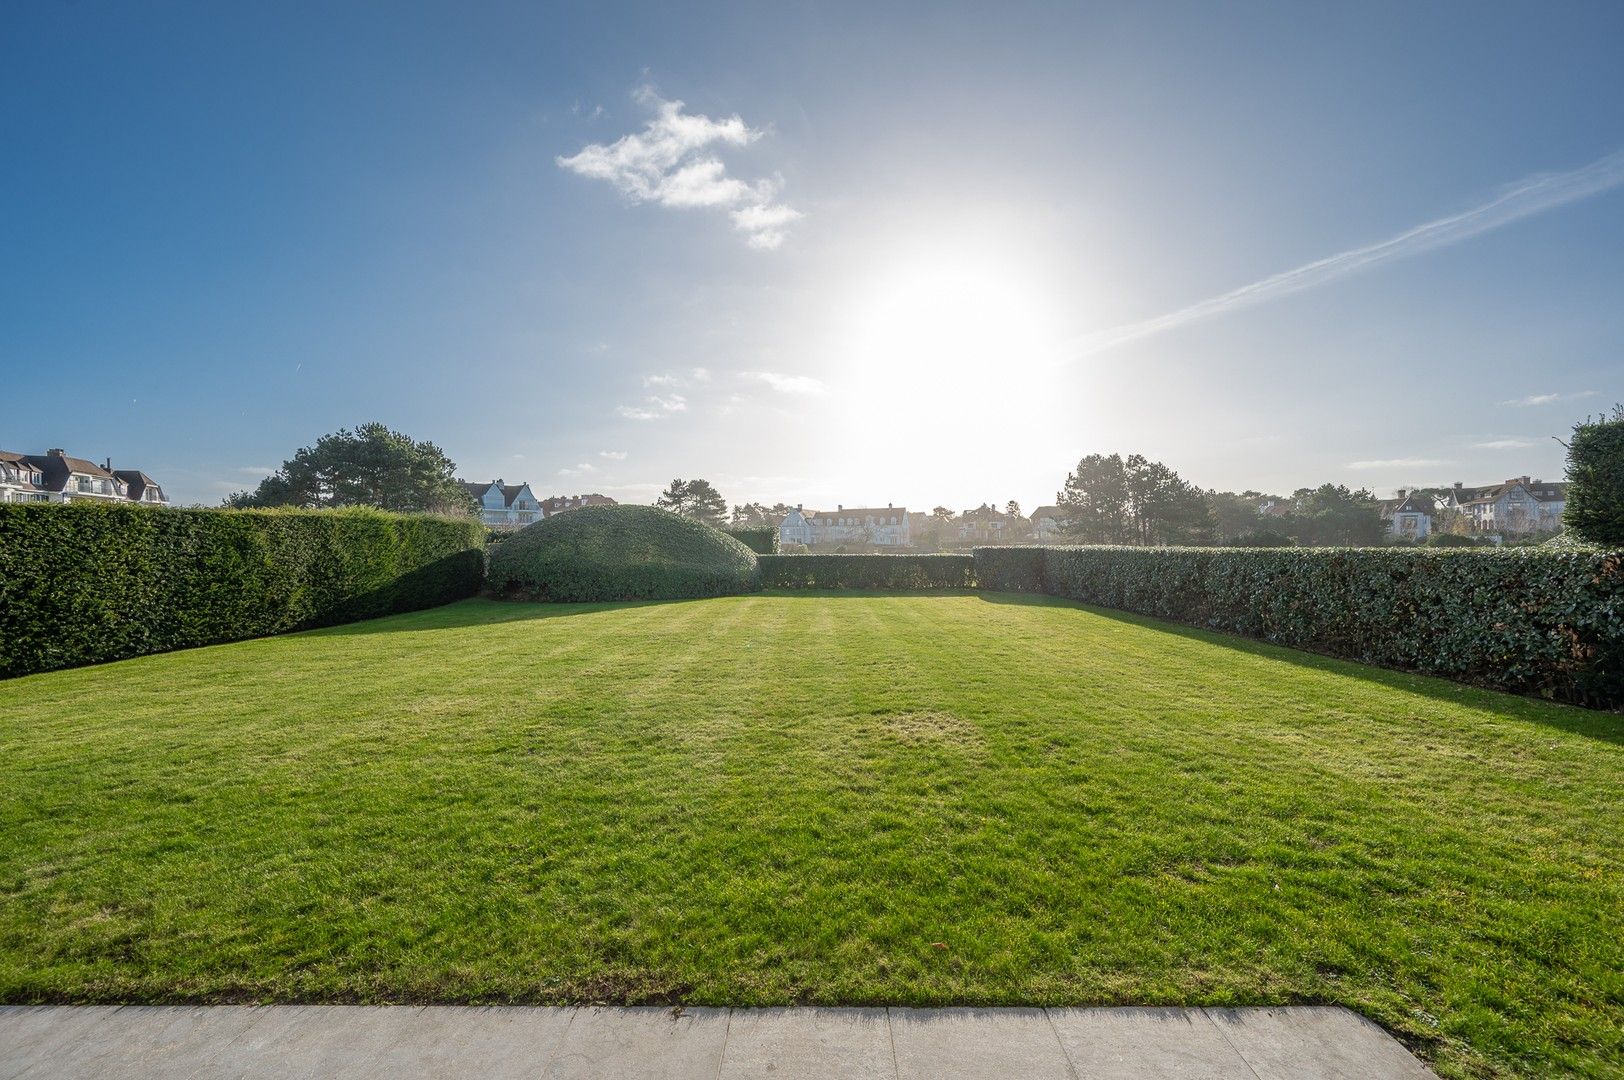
<box><xmin>723</xmin><ymin>526</ymin><xmax>780</xmax><ymax>554</ymax></box>
<box><xmin>972</xmin><ymin>546</ymin><xmax>1047</xmax><ymax>592</ymax></box>
<box><xmin>0</xmin><ymin>503</ymin><xmax>485</xmax><ymax>679</ymax></box>
<box><xmin>759</xmin><ymin>553</ymin><xmax>975</xmax><ymax>590</ymax></box>
<box><xmin>486</xmin><ymin>504</ymin><xmax>760</xmax><ymax>602</ymax></box>
<box><xmin>1032</xmin><ymin>545</ymin><xmax>1624</xmax><ymax>708</ymax></box>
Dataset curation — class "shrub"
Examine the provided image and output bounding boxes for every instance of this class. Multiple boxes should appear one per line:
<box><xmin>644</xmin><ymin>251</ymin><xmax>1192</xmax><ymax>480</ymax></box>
<box><xmin>1230</xmin><ymin>529</ymin><xmax>1294</xmax><ymax>547</ymax></box>
<box><xmin>1040</xmin><ymin>546</ymin><xmax>1623</xmax><ymax>707</ymax></box>
<box><xmin>486</xmin><ymin>504</ymin><xmax>759</xmax><ymax>602</ymax></box>
<box><xmin>0</xmin><ymin>503</ymin><xmax>485</xmax><ymax>679</ymax></box>
<box><xmin>972</xmin><ymin>546</ymin><xmax>1046</xmax><ymax>591</ymax></box>
<box><xmin>1565</xmin><ymin>404</ymin><xmax>1624</xmax><ymax>547</ymax></box>
<box><xmin>758</xmin><ymin>553</ymin><xmax>975</xmax><ymax>590</ymax></box>
<box><xmin>723</xmin><ymin>526</ymin><xmax>780</xmax><ymax>554</ymax></box>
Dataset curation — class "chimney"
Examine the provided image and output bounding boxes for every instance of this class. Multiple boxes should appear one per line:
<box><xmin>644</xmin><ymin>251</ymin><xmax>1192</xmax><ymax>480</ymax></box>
<box><xmin>887</xmin><ymin>502</ymin><xmax>893</xmax><ymax>508</ymax></box>
<box><xmin>837</xmin><ymin>503</ymin><xmax>843</xmax><ymax>511</ymax></box>
<box><xmin>103</xmin><ymin>457</ymin><xmax>113</xmax><ymax>471</ymax></box>
<box><xmin>1453</xmin><ymin>481</ymin><xmax>1463</xmax><ymax>490</ymax></box>
<box><xmin>47</xmin><ymin>448</ymin><xmax>65</xmax><ymax>458</ymax></box>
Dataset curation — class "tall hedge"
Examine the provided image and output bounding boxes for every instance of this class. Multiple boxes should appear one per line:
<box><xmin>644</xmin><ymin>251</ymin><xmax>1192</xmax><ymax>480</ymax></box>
<box><xmin>723</xmin><ymin>526</ymin><xmax>780</xmax><ymax>554</ymax></box>
<box><xmin>0</xmin><ymin>503</ymin><xmax>485</xmax><ymax>678</ymax></box>
<box><xmin>1565</xmin><ymin>406</ymin><xmax>1624</xmax><ymax>547</ymax></box>
<box><xmin>972</xmin><ymin>546</ymin><xmax>1046</xmax><ymax>592</ymax></box>
<box><xmin>758</xmin><ymin>553</ymin><xmax>975</xmax><ymax>590</ymax></box>
<box><xmin>1030</xmin><ymin>545</ymin><xmax>1623</xmax><ymax>707</ymax></box>
<box><xmin>486</xmin><ymin>504</ymin><xmax>760</xmax><ymax>602</ymax></box>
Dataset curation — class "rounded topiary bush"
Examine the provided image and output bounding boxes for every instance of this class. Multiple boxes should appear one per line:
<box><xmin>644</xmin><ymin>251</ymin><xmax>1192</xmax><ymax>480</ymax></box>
<box><xmin>486</xmin><ymin>504</ymin><xmax>760</xmax><ymax>602</ymax></box>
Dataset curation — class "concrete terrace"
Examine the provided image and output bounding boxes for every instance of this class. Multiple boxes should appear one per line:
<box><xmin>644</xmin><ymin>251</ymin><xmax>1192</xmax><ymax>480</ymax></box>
<box><xmin>1</xmin><ymin>1005</ymin><xmax>1435</xmax><ymax>1079</ymax></box>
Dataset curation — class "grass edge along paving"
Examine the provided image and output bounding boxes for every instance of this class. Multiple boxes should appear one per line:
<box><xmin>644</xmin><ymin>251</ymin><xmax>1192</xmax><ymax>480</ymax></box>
<box><xmin>1</xmin><ymin>593</ymin><xmax>1620</xmax><ymax>1080</ymax></box>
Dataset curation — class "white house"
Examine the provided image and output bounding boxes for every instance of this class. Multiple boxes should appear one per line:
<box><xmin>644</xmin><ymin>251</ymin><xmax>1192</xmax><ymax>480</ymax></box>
<box><xmin>779</xmin><ymin>504</ymin><xmax>911</xmax><ymax>547</ymax></box>
<box><xmin>1384</xmin><ymin>491</ymin><xmax>1437</xmax><ymax>541</ymax></box>
<box><xmin>1444</xmin><ymin>477</ymin><xmax>1567</xmax><ymax>535</ymax></box>
<box><xmin>0</xmin><ymin>449</ymin><xmax>167</xmax><ymax>505</ymax></box>
<box><xmin>1029</xmin><ymin>505</ymin><xmax>1067</xmax><ymax>542</ymax></box>
<box><xmin>460</xmin><ymin>480</ymin><xmax>545</xmax><ymax>528</ymax></box>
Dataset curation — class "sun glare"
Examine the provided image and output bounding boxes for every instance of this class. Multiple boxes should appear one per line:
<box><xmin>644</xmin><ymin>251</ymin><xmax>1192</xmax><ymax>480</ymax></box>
<box><xmin>831</xmin><ymin>248</ymin><xmax>1068</xmax><ymax>437</ymax></box>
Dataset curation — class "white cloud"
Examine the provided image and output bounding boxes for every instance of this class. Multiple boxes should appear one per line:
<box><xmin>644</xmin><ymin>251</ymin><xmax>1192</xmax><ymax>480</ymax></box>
<box><xmin>558</xmin><ymin>462</ymin><xmax>598</xmax><ymax>477</ymax></box>
<box><xmin>691</xmin><ymin>367</ymin><xmax>712</xmax><ymax>382</ymax></box>
<box><xmin>556</xmin><ymin>86</ymin><xmax>800</xmax><ymax>250</ymax></box>
<box><xmin>1472</xmin><ymin>437</ymin><xmax>1540</xmax><ymax>449</ymax></box>
<box><xmin>599</xmin><ymin>450</ymin><xmax>628</xmax><ymax>460</ymax></box>
<box><xmin>644</xmin><ymin>373</ymin><xmax>683</xmax><ymax>387</ymax></box>
<box><xmin>740</xmin><ymin>370</ymin><xmax>827</xmax><ymax>395</ymax></box>
<box><xmin>1347</xmin><ymin>457</ymin><xmax>1453</xmax><ymax>469</ymax></box>
<box><xmin>1502</xmin><ymin>390</ymin><xmax>1596</xmax><ymax>407</ymax></box>
<box><xmin>615</xmin><ymin>393</ymin><xmax>687</xmax><ymax>421</ymax></box>
<box><xmin>1075</xmin><ymin>147</ymin><xmax>1624</xmax><ymax>356</ymax></box>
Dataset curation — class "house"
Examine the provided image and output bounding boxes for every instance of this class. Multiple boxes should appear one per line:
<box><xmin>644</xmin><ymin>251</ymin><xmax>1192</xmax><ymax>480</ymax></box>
<box><xmin>1029</xmin><ymin>505</ymin><xmax>1067</xmax><ymax>542</ymax></box>
<box><xmin>954</xmin><ymin>504</ymin><xmax>1028</xmax><ymax>544</ymax></box>
<box><xmin>0</xmin><ymin>452</ymin><xmax>49</xmax><ymax>503</ymax></box>
<box><xmin>541</xmin><ymin>493</ymin><xmax>617</xmax><ymax>516</ymax></box>
<box><xmin>778</xmin><ymin>504</ymin><xmax>911</xmax><ymax>547</ymax></box>
<box><xmin>1382</xmin><ymin>490</ymin><xmax>1438</xmax><ymax>541</ymax></box>
<box><xmin>1443</xmin><ymin>477</ymin><xmax>1568</xmax><ymax>535</ymax></box>
<box><xmin>113</xmin><ymin>470</ymin><xmax>168</xmax><ymax>506</ymax></box>
<box><xmin>459</xmin><ymin>479</ymin><xmax>546</xmax><ymax>528</ymax></box>
<box><xmin>0</xmin><ymin>449</ymin><xmax>167</xmax><ymax>505</ymax></box>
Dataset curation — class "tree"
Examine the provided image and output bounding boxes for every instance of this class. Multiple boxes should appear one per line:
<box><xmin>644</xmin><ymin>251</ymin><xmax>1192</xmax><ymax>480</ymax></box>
<box><xmin>1058</xmin><ymin>453</ymin><xmax>1213</xmax><ymax>545</ymax></box>
<box><xmin>1005</xmin><ymin>500</ymin><xmax>1022</xmax><ymax>518</ymax></box>
<box><xmin>1124</xmin><ymin>454</ymin><xmax>1214</xmax><ymax>544</ymax></box>
<box><xmin>1209</xmin><ymin>490</ymin><xmax>1274</xmax><ymax>543</ymax></box>
<box><xmin>656</xmin><ymin>478</ymin><xmax>728</xmax><ymax>528</ymax></box>
<box><xmin>731</xmin><ymin>501</ymin><xmax>793</xmax><ymax>529</ymax></box>
<box><xmin>1564</xmin><ymin>403</ymin><xmax>1624</xmax><ymax>546</ymax></box>
<box><xmin>1285</xmin><ymin>484</ymin><xmax>1385</xmax><ymax>546</ymax></box>
<box><xmin>1058</xmin><ymin>454</ymin><xmax>1131</xmax><ymax>543</ymax></box>
<box><xmin>223</xmin><ymin>423</ymin><xmax>471</xmax><ymax>513</ymax></box>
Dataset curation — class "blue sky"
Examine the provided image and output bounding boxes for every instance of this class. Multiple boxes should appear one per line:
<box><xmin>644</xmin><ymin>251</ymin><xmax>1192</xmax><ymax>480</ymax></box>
<box><xmin>3</xmin><ymin>2</ymin><xmax>1621</xmax><ymax>509</ymax></box>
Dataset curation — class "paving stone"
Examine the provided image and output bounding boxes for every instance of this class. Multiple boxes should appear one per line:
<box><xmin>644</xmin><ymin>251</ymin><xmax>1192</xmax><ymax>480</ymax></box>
<box><xmin>1204</xmin><ymin>1006</ymin><xmax>1436</xmax><ymax>1080</ymax></box>
<box><xmin>1047</xmin><ymin>1007</ymin><xmax>1255</xmax><ymax>1078</ymax></box>
<box><xmin>543</xmin><ymin>1006</ymin><xmax>729</xmax><ymax>1079</ymax></box>
<box><xmin>718</xmin><ymin>1007</ymin><xmax>895</xmax><ymax>1079</ymax></box>
<box><xmin>1</xmin><ymin>1005</ymin><xmax>125</xmax><ymax>1080</ymax></box>
<box><xmin>888</xmin><ymin>1007</ymin><xmax>1073</xmax><ymax>1080</ymax></box>
<box><xmin>190</xmin><ymin>1005</ymin><xmax>430</xmax><ymax>1079</ymax></box>
<box><xmin>65</xmin><ymin>1006</ymin><xmax>270</xmax><ymax>1079</ymax></box>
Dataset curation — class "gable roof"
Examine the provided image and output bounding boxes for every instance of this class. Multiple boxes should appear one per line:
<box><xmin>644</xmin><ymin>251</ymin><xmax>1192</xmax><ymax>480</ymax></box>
<box><xmin>1029</xmin><ymin>505</ymin><xmax>1064</xmax><ymax>520</ymax></box>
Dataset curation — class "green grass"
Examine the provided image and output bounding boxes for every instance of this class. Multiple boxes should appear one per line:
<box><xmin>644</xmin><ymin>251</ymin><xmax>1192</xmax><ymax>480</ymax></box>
<box><xmin>2</xmin><ymin>594</ymin><xmax>1620</xmax><ymax>1078</ymax></box>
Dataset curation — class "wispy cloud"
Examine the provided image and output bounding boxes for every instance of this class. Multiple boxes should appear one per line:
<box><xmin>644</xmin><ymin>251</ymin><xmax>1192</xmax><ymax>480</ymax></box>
<box><xmin>740</xmin><ymin>370</ymin><xmax>828</xmax><ymax>395</ymax></box>
<box><xmin>557</xmin><ymin>86</ymin><xmax>801</xmax><ymax>250</ymax></box>
<box><xmin>1502</xmin><ymin>390</ymin><xmax>1596</xmax><ymax>407</ymax></box>
<box><xmin>558</xmin><ymin>462</ymin><xmax>597</xmax><ymax>477</ymax></box>
<box><xmin>1348</xmin><ymin>457</ymin><xmax>1453</xmax><ymax>470</ymax></box>
<box><xmin>644</xmin><ymin>367</ymin><xmax>711</xmax><ymax>389</ymax></box>
<box><xmin>1075</xmin><ymin>148</ymin><xmax>1624</xmax><ymax>355</ymax></box>
<box><xmin>615</xmin><ymin>393</ymin><xmax>687</xmax><ymax>421</ymax></box>
<box><xmin>1472</xmin><ymin>437</ymin><xmax>1540</xmax><ymax>449</ymax></box>
<box><xmin>598</xmin><ymin>450</ymin><xmax>627</xmax><ymax>460</ymax></box>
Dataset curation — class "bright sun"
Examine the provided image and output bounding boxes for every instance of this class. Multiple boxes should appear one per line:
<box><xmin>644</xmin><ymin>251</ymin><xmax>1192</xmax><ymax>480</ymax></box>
<box><xmin>836</xmin><ymin>249</ymin><xmax>1065</xmax><ymax>419</ymax></box>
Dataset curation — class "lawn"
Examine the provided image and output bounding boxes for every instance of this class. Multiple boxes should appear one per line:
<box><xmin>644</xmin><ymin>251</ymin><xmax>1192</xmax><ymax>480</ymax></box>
<box><xmin>2</xmin><ymin>594</ymin><xmax>1620</xmax><ymax>1078</ymax></box>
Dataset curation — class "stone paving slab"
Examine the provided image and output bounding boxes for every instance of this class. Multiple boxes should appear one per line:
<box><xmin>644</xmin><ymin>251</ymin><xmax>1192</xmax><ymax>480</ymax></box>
<box><xmin>0</xmin><ymin>1004</ymin><xmax>1437</xmax><ymax>1079</ymax></box>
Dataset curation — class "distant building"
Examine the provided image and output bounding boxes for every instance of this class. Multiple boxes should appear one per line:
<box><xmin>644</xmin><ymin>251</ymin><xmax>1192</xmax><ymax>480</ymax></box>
<box><xmin>0</xmin><ymin>449</ymin><xmax>167</xmax><ymax>505</ymax></box>
<box><xmin>460</xmin><ymin>480</ymin><xmax>546</xmax><ymax>528</ymax></box>
<box><xmin>541</xmin><ymin>493</ymin><xmax>617</xmax><ymax>516</ymax></box>
<box><xmin>1029</xmin><ymin>505</ymin><xmax>1067</xmax><ymax>542</ymax></box>
<box><xmin>1381</xmin><ymin>491</ymin><xmax>1439</xmax><ymax>541</ymax></box>
<box><xmin>954</xmin><ymin>504</ymin><xmax>1028</xmax><ymax>544</ymax></box>
<box><xmin>779</xmin><ymin>504</ymin><xmax>911</xmax><ymax>547</ymax></box>
<box><xmin>1442</xmin><ymin>477</ymin><xmax>1567</xmax><ymax>535</ymax></box>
